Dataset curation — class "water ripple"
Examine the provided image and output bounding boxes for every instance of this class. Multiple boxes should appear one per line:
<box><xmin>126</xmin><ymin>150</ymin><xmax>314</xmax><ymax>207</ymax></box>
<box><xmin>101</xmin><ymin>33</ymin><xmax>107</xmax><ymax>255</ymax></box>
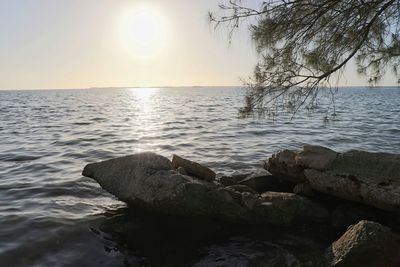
<box><xmin>0</xmin><ymin>86</ymin><xmax>399</xmax><ymax>266</ymax></box>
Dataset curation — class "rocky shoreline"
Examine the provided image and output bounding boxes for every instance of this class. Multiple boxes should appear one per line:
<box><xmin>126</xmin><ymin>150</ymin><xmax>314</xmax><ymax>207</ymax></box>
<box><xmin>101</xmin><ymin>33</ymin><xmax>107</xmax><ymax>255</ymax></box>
<box><xmin>83</xmin><ymin>145</ymin><xmax>400</xmax><ymax>266</ymax></box>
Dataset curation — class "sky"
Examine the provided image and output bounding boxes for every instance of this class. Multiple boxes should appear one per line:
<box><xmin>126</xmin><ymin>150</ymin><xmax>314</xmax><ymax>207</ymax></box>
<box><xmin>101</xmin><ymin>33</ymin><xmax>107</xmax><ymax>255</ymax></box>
<box><xmin>0</xmin><ymin>0</ymin><xmax>397</xmax><ymax>90</ymax></box>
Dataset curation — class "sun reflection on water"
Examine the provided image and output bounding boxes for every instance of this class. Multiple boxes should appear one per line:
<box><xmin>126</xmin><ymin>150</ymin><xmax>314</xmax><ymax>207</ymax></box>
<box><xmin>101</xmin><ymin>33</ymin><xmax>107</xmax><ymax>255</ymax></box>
<box><xmin>128</xmin><ymin>87</ymin><xmax>162</xmax><ymax>153</ymax></box>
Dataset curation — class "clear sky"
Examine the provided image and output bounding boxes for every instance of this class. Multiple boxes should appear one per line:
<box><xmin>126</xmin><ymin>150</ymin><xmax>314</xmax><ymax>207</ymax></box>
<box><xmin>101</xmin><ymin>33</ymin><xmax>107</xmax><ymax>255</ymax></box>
<box><xmin>0</xmin><ymin>0</ymin><xmax>397</xmax><ymax>90</ymax></box>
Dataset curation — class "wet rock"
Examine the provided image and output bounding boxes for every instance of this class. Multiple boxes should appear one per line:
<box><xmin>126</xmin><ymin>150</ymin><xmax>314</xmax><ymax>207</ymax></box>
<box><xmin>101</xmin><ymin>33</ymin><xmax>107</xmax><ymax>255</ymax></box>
<box><xmin>326</xmin><ymin>220</ymin><xmax>400</xmax><ymax>267</ymax></box>
<box><xmin>265</xmin><ymin>149</ymin><xmax>305</xmax><ymax>183</ymax></box>
<box><xmin>172</xmin><ymin>154</ymin><xmax>216</xmax><ymax>182</ymax></box>
<box><xmin>83</xmin><ymin>153</ymin><xmax>329</xmax><ymax>226</ymax></box>
<box><xmin>193</xmin><ymin>237</ymin><xmax>302</xmax><ymax>267</ymax></box>
<box><xmin>293</xmin><ymin>183</ymin><xmax>314</xmax><ymax>197</ymax></box>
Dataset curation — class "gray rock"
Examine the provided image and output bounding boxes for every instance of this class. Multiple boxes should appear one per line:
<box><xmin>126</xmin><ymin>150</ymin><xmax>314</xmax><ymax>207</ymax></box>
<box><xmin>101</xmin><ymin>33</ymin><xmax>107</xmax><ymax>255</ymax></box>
<box><xmin>295</xmin><ymin>145</ymin><xmax>338</xmax><ymax>170</ymax></box>
<box><xmin>305</xmin><ymin>169</ymin><xmax>400</xmax><ymax>211</ymax></box>
<box><xmin>305</xmin><ymin>150</ymin><xmax>400</xmax><ymax>211</ymax></box>
<box><xmin>83</xmin><ymin>153</ymin><xmax>329</xmax><ymax>226</ymax></box>
<box><xmin>326</xmin><ymin>220</ymin><xmax>400</xmax><ymax>267</ymax></box>
<box><xmin>266</xmin><ymin>145</ymin><xmax>400</xmax><ymax>212</ymax></box>
<box><xmin>172</xmin><ymin>154</ymin><xmax>216</xmax><ymax>182</ymax></box>
<box><xmin>82</xmin><ymin>152</ymin><xmax>173</xmax><ymax>202</ymax></box>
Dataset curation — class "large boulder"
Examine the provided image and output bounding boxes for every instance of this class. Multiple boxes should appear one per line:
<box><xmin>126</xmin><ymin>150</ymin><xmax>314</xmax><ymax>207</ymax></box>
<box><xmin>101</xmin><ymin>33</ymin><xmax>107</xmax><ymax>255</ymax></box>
<box><xmin>325</xmin><ymin>220</ymin><xmax>400</xmax><ymax>267</ymax></box>
<box><xmin>82</xmin><ymin>152</ymin><xmax>174</xmax><ymax>202</ymax></box>
<box><xmin>265</xmin><ymin>145</ymin><xmax>400</xmax><ymax>212</ymax></box>
<box><xmin>171</xmin><ymin>154</ymin><xmax>216</xmax><ymax>182</ymax></box>
<box><xmin>83</xmin><ymin>153</ymin><xmax>329</xmax><ymax>226</ymax></box>
<box><xmin>304</xmin><ymin>169</ymin><xmax>400</xmax><ymax>211</ymax></box>
<box><xmin>304</xmin><ymin>149</ymin><xmax>400</xmax><ymax>211</ymax></box>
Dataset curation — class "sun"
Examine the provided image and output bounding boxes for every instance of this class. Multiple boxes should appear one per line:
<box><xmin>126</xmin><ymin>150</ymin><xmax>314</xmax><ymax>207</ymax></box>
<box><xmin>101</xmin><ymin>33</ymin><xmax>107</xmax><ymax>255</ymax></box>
<box><xmin>119</xmin><ymin>4</ymin><xmax>167</xmax><ymax>59</ymax></box>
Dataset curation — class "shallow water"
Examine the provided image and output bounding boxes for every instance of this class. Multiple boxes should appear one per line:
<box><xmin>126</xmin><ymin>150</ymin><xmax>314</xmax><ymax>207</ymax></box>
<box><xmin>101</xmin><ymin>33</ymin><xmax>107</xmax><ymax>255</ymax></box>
<box><xmin>0</xmin><ymin>87</ymin><xmax>399</xmax><ymax>266</ymax></box>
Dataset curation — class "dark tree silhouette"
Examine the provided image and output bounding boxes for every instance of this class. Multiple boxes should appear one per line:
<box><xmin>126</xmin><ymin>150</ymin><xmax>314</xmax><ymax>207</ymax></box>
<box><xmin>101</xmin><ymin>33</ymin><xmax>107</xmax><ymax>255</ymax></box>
<box><xmin>210</xmin><ymin>0</ymin><xmax>400</xmax><ymax>116</ymax></box>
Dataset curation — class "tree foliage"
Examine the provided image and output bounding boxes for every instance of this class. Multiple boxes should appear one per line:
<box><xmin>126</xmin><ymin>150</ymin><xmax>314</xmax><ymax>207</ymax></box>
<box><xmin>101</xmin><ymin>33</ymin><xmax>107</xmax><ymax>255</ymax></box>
<box><xmin>210</xmin><ymin>0</ymin><xmax>400</xmax><ymax>116</ymax></box>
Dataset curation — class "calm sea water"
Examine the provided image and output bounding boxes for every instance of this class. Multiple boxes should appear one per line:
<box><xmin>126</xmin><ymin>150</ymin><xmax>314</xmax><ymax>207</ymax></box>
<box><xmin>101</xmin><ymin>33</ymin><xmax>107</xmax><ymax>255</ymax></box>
<box><xmin>0</xmin><ymin>87</ymin><xmax>399</xmax><ymax>266</ymax></box>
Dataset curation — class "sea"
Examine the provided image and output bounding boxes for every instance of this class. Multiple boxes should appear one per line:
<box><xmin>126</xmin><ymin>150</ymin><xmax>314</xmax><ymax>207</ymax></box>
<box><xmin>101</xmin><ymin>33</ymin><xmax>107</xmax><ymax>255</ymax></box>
<box><xmin>0</xmin><ymin>86</ymin><xmax>399</xmax><ymax>266</ymax></box>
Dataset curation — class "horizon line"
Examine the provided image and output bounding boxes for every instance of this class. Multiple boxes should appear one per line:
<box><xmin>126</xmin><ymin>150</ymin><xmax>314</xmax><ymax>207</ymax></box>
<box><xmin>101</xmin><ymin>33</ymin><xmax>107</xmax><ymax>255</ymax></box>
<box><xmin>0</xmin><ymin>84</ymin><xmax>399</xmax><ymax>91</ymax></box>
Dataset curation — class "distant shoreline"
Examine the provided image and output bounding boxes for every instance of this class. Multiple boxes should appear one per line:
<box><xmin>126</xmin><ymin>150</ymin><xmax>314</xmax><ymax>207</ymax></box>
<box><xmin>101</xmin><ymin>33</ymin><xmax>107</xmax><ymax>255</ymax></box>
<box><xmin>0</xmin><ymin>85</ymin><xmax>399</xmax><ymax>92</ymax></box>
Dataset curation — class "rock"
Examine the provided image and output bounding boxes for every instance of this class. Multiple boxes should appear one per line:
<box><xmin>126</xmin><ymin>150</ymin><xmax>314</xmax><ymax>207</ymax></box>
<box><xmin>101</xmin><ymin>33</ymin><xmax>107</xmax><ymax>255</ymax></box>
<box><xmin>326</xmin><ymin>220</ymin><xmax>400</xmax><ymax>267</ymax></box>
<box><xmin>83</xmin><ymin>153</ymin><xmax>329</xmax><ymax>226</ymax></box>
<box><xmin>176</xmin><ymin>166</ymin><xmax>187</xmax><ymax>175</ymax></box>
<box><xmin>259</xmin><ymin>192</ymin><xmax>330</xmax><ymax>226</ymax></box>
<box><xmin>265</xmin><ymin>149</ymin><xmax>306</xmax><ymax>183</ymax></box>
<box><xmin>82</xmin><ymin>152</ymin><xmax>173</xmax><ymax>201</ymax></box>
<box><xmin>293</xmin><ymin>183</ymin><xmax>314</xmax><ymax>197</ymax></box>
<box><xmin>220</xmin><ymin>169</ymin><xmax>293</xmax><ymax>193</ymax></box>
<box><xmin>218</xmin><ymin>172</ymin><xmax>249</xmax><ymax>186</ymax></box>
<box><xmin>172</xmin><ymin>154</ymin><xmax>216</xmax><ymax>182</ymax></box>
<box><xmin>237</xmin><ymin>169</ymin><xmax>280</xmax><ymax>193</ymax></box>
<box><xmin>266</xmin><ymin>145</ymin><xmax>400</xmax><ymax>212</ymax></box>
<box><xmin>193</xmin><ymin>237</ymin><xmax>302</xmax><ymax>267</ymax></box>
<box><xmin>295</xmin><ymin>145</ymin><xmax>338</xmax><ymax>170</ymax></box>
<box><xmin>304</xmin><ymin>169</ymin><xmax>400</xmax><ymax>211</ymax></box>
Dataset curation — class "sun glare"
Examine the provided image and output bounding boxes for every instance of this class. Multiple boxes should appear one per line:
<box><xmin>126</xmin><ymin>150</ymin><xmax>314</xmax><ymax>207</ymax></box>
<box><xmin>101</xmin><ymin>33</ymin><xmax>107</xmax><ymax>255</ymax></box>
<box><xmin>119</xmin><ymin>4</ymin><xmax>167</xmax><ymax>59</ymax></box>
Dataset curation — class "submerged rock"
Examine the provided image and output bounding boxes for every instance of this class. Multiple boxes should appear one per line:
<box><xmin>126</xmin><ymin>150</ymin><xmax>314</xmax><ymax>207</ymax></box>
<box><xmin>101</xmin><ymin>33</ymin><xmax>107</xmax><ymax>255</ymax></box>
<box><xmin>326</xmin><ymin>220</ymin><xmax>400</xmax><ymax>267</ymax></box>
<box><xmin>83</xmin><ymin>153</ymin><xmax>329</xmax><ymax>226</ymax></box>
<box><xmin>172</xmin><ymin>154</ymin><xmax>216</xmax><ymax>182</ymax></box>
<box><xmin>193</xmin><ymin>237</ymin><xmax>302</xmax><ymax>267</ymax></box>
